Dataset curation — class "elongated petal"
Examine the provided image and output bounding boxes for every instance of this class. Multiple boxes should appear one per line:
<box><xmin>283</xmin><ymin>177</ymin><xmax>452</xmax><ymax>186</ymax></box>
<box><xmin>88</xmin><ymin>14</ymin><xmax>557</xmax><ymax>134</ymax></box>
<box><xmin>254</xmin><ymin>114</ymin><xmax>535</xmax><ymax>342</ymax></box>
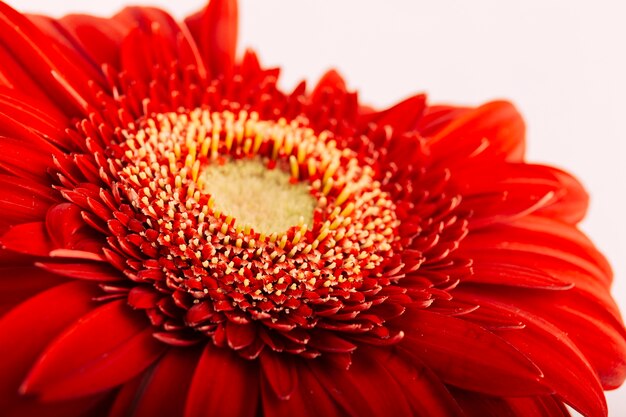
<box><xmin>382</xmin><ymin>351</ymin><xmax>466</xmax><ymax>417</ymax></box>
<box><xmin>359</xmin><ymin>94</ymin><xmax>427</xmax><ymax>135</ymax></box>
<box><xmin>21</xmin><ymin>299</ymin><xmax>165</xmax><ymax>401</ymax></box>
<box><xmin>185</xmin><ymin>345</ymin><xmax>258</xmax><ymax>417</ymax></box>
<box><xmin>0</xmin><ymin>2</ymin><xmax>101</xmax><ymax>114</ymax></box>
<box><xmin>453</xmin><ymin>389</ymin><xmax>570</xmax><ymax>417</ymax></box>
<box><xmin>184</xmin><ymin>0</ymin><xmax>237</xmax><ymax>78</ymax></box>
<box><xmin>262</xmin><ymin>362</ymin><xmax>346</xmax><ymax>417</ymax></box>
<box><xmin>260</xmin><ymin>350</ymin><xmax>298</xmax><ymax>400</ymax></box>
<box><xmin>399</xmin><ymin>309</ymin><xmax>547</xmax><ymax>396</ymax></box>
<box><xmin>456</xmin><ymin>292</ymin><xmax>608</xmax><ymax>417</ymax></box>
<box><xmin>0</xmin><ymin>282</ymin><xmax>99</xmax><ymax>414</ymax></box>
<box><xmin>108</xmin><ymin>347</ymin><xmax>201</xmax><ymax>417</ymax></box>
<box><xmin>429</xmin><ymin>100</ymin><xmax>525</xmax><ymax>166</ymax></box>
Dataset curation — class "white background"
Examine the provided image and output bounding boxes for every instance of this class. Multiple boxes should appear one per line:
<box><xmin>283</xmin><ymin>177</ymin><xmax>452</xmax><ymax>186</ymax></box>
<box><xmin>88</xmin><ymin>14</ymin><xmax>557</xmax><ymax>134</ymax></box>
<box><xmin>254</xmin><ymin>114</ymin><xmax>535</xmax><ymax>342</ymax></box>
<box><xmin>8</xmin><ymin>0</ymin><xmax>626</xmax><ymax>415</ymax></box>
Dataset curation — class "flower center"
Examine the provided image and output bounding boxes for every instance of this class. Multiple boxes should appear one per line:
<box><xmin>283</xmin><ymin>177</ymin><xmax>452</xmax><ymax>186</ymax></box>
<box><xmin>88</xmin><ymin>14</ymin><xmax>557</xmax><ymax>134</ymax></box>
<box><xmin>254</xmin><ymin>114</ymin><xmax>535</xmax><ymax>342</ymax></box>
<box><xmin>200</xmin><ymin>158</ymin><xmax>316</xmax><ymax>235</ymax></box>
<box><xmin>106</xmin><ymin>107</ymin><xmax>406</xmax><ymax>355</ymax></box>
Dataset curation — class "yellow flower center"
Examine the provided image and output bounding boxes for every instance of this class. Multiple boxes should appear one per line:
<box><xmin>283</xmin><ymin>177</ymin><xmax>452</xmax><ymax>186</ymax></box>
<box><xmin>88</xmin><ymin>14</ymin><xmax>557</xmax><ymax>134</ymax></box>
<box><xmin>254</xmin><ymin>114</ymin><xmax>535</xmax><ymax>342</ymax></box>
<box><xmin>201</xmin><ymin>158</ymin><xmax>316</xmax><ymax>236</ymax></box>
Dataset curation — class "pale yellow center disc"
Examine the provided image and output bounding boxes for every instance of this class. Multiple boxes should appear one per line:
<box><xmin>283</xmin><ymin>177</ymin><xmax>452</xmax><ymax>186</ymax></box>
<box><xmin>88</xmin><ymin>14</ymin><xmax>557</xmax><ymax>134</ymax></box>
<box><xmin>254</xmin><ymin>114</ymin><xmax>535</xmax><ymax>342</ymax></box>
<box><xmin>200</xmin><ymin>158</ymin><xmax>316</xmax><ymax>235</ymax></box>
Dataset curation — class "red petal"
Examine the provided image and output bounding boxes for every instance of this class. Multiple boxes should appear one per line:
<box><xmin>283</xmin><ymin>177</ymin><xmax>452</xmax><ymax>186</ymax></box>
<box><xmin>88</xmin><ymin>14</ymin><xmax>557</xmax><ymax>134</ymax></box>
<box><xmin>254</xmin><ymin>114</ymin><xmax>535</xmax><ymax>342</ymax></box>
<box><xmin>0</xmin><ymin>136</ymin><xmax>55</xmax><ymax>180</ymax></box>
<box><xmin>311</xmin><ymin>69</ymin><xmax>347</xmax><ymax>104</ymax></box>
<box><xmin>0</xmin><ymin>175</ymin><xmax>58</xmax><ymax>231</ymax></box>
<box><xmin>308</xmin><ymin>349</ymin><xmax>414</xmax><ymax>417</ymax></box>
<box><xmin>455</xmin><ymin>163</ymin><xmax>588</xmax><ymax>227</ymax></box>
<box><xmin>58</xmin><ymin>14</ymin><xmax>126</xmax><ymax>69</ymax></box>
<box><xmin>36</xmin><ymin>261</ymin><xmax>123</xmax><ymax>282</ymax></box>
<box><xmin>21</xmin><ymin>299</ymin><xmax>165</xmax><ymax>401</ymax></box>
<box><xmin>457</xmin><ymin>291</ymin><xmax>608</xmax><ymax>417</ymax></box>
<box><xmin>0</xmin><ymin>281</ymin><xmax>99</xmax><ymax>413</ymax></box>
<box><xmin>416</xmin><ymin>105</ymin><xmax>470</xmax><ymax>137</ymax></box>
<box><xmin>453</xmin><ymin>389</ymin><xmax>570</xmax><ymax>417</ymax></box>
<box><xmin>384</xmin><ymin>352</ymin><xmax>465</xmax><ymax>417</ymax></box>
<box><xmin>185</xmin><ymin>0</ymin><xmax>237</xmax><ymax>78</ymax></box>
<box><xmin>399</xmin><ymin>308</ymin><xmax>547</xmax><ymax>396</ymax></box>
<box><xmin>1</xmin><ymin>222</ymin><xmax>54</xmax><ymax>257</ymax></box>
<box><xmin>185</xmin><ymin>345</ymin><xmax>258</xmax><ymax>417</ymax></box>
<box><xmin>467</xmin><ymin>261</ymin><xmax>573</xmax><ymax>290</ymax></box>
<box><xmin>225</xmin><ymin>320</ymin><xmax>256</xmax><ymax>350</ymax></box>
<box><xmin>260</xmin><ymin>350</ymin><xmax>298</xmax><ymax>400</ymax></box>
<box><xmin>0</xmin><ymin>266</ymin><xmax>65</xmax><ymax>314</ymax></box>
<box><xmin>262</xmin><ymin>362</ymin><xmax>345</xmax><ymax>417</ymax></box>
<box><xmin>108</xmin><ymin>347</ymin><xmax>201</xmax><ymax>417</ymax></box>
<box><xmin>457</xmin><ymin>286</ymin><xmax>626</xmax><ymax>391</ymax></box>
<box><xmin>429</xmin><ymin>100</ymin><xmax>525</xmax><ymax>166</ymax></box>
<box><xmin>0</xmin><ymin>2</ymin><xmax>101</xmax><ymax>114</ymax></box>
<box><xmin>359</xmin><ymin>93</ymin><xmax>426</xmax><ymax>135</ymax></box>
<box><xmin>27</xmin><ymin>14</ymin><xmax>108</xmax><ymax>85</ymax></box>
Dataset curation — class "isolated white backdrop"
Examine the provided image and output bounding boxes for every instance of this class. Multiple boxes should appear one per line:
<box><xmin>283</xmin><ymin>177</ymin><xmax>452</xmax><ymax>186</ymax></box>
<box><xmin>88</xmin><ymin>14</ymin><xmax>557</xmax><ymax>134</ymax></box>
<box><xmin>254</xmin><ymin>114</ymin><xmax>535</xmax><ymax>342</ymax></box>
<box><xmin>7</xmin><ymin>0</ymin><xmax>626</xmax><ymax>415</ymax></box>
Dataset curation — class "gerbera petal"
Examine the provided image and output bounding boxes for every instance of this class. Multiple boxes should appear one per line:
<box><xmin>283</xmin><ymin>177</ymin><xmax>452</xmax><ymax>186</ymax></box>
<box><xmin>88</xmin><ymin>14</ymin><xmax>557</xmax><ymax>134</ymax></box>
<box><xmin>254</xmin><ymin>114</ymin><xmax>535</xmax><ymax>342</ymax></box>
<box><xmin>262</xmin><ymin>362</ymin><xmax>345</xmax><ymax>417</ymax></box>
<box><xmin>458</xmin><ymin>286</ymin><xmax>626</xmax><ymax>390</ymax></box>
<box><xmin>57</xmin><ymin>14</ymin><xmax>126</xmax><ymax>69</ymax></box>
<box><xmin>0</xmin><ymin>281</ymin><xmax>99</xmax><ymax>413</ymax></box>
<box><xmin>453</xmin><ymin>389</ymin><xmax>570</xmax><ymax>417</ymax></box>
<box><xmin>184</xmin><ymin>345</ymin><xmax>258</xmax><ymax>417</ymax></box>
<box><xmin>460</xmin><ymin>216</ymin><xmax>614</xmax><ymax>301</ymax></box>
<box><xmin>0</xmin><ymin>266</ymin><xmax>66</xmax><ymax>314</ymax></box>
<box><xmin>20</xmin><ymin>299</ymin><xmax>165</xmax><ymax>401</ymax></box>
<box><xmin>416</xmin><ymin>104</ymin><xmax>471</xmax><ymax>137</ymax></box>
<box><xmin>0</xmin><ymin>2</ymin><xmax>100</xmax><ymax>114</ymax></box>
<box><xmin>428</xmin><ymin>100</ymin><xmax>525</xmax><ymax>166</ymax></box>
<box><xmin>0</xmin><ymin>44</ymin><xmax>52</xmax><ymax>102</ymax></box>
<box><xmin>0</xmin><ymin>136</ymin><xmax>56</xmax><ymax>180</ymax></box>
<box><xmin>108</xmin><ymin>347</ymin><xmax>201</xmax><ymax>417</ymax></box>
<box><xmin>27</xmin><ymin>14</ymin><xmax>110</xmax><ymax>84</ymax></box>
<box><xmin>456</xmin><ymin>163</ymin><xmax>588</xmax><ymax>227</ymax></box>
<box><xmin>260</xmin><ymin>349</ymin><xmax>298</xmax><ymax>400</ymax></box>
<box><xmin>185</xmin><ymin>0</ymin><xmax>237</xmax><ymax>79</ymax></box>
<box><xmin>0</xmin><ymin>90</ymin><xmax>71</xmax><ymax>150</ymax></box>
<box><xmin>457</xmin><ymin>292</ymin><xmax>608</xmax><ymax>417</ymax></box>
<box><xmin>1</xmin><ymin>222</ymin><xmax>55</xmax><ymax>257</ymax></box>
<box><xmin>358</xmin><ymin>93</ymin><xmax>427</xmax><ymax>135</ymax></box>
<box><xmin>399</xmin><ymin>308</ymin><xmax>548</xmax><ymax>396</ymax></box>
<box><xmin>311</xmin><ymin>69</ymin><xmax>347</xmax><ymax>104</ymax></box>
<box><xmin>0</xmin><ymin>176</ymin><xmax>59</xmax><ymax>232</ymax></box>
<box><xmin>36</xmin><ymin>261</ymin><xmax>123</xmax><ymax>282</ymax></box>
<box><xmin>115</xmin><ymin>7</ymin><xmax>206</xmax><ymax>76</ymax></box>
<box><xmin>383</xmin><ymin>352</ymin><xmax>465</xmax><ymax>417</ymax></box>
<box><xmin>307</xmin><ymin>349</ymin><xmax>414</xmax><ymax>417</ymax></box>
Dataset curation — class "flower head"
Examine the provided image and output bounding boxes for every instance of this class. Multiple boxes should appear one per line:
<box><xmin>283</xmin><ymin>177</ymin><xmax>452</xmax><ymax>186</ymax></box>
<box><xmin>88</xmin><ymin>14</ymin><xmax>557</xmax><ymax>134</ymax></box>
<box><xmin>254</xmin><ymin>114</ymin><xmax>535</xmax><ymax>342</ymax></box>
<box><xmin>0</xmin><ymin>1</ymin><xmax>624</xmax><ymax>416</ymax></box>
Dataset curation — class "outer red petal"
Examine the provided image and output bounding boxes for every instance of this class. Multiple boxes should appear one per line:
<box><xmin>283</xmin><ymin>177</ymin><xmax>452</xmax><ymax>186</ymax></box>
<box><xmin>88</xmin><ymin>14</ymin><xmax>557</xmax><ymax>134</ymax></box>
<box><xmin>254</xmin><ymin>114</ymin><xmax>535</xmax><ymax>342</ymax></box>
<box><xmin>0</xmin><ymin>2</ymin><xmax>101</xmax><ymax>114</ymax></box>
<box><xmin>382</xmin><ymin>351</ymin><xmax>466</xmax><ymax>417</ymax></box>
<box><xmin>57</xmin><ymin>14</ymin><xmax>126</xmax><ymax>69</ymax></box>
<box><xmin>399</xmin><ymin>309</ymin><xmax>548</xmax><ymax>396</ymax></box>
<box><xmin>20</xmin><ymin>299</ymin><xmax>165</xmax><ymax>401</ymax></box>
<box><xmin>260</xmin><ymin>349</ymin><xmax>298</xmax><ymax>400</ymax></box>
<box><xmin>307</xmin><ymin>350</ymin><xmax>415</xmax><ymax>417</ymax></box>
<box><xmin>0</xmin><ymin>281</ymin><xmax>101</xmax><ymax>416</ymax></box>
<box><xmin>108</xmin><ymin>347</ymin><xmax>201</xmax><ymax>417</ymax></box>
<box><xmin>453</xmin><ymin>389</ymin><xmax>570</xmax><ymax>417</ymax></box>
<box><xmin>185</xmin><ymin>0</ymin><xmax>238</xmax><ymax>79</ymax></box>
<box><xmin>428</xmin><ymin>100</ymin><xmax>526</xmax><ymax>166</ymax></box>
<box><xmin>455</xmin><ymin>163</ymin><xmax>588</xmax><ymax>227</ymax></box>
<box><xmin>416</xmin><ymin>105</ymin><xmax>471</xmax><ymax>137</ymax></box>
<box><xmin>457</xmin><ymin>292</ymin><xmax>608</xmax><ymax>417</ymax></box>
<box><xmin>262</xmin><ymin>361</ymin><xmax>346</xmax><ymax>417</ymax></box>
<box><xmin>184</xmin><ymin>345</ymin><xmax>259</xmax><ymax>417</ymax></box>
<box><xmin>358</xmin><ymin>93</ymin><xmax>427</xmax><ymax>135</ymax></box>
<box><xmin>0</xmin><ymin>266</ymin><xmax>65</xmax><ymax>315</ymax></box>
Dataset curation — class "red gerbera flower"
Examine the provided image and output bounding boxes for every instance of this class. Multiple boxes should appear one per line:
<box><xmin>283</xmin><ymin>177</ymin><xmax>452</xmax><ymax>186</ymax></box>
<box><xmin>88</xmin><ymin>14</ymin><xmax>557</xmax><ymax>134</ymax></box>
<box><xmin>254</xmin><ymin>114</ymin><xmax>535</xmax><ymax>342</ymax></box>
<box><xmin>0</xmin><ymin>1</ymin><xmax>624</xmax><ymax>416</ymax></box>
